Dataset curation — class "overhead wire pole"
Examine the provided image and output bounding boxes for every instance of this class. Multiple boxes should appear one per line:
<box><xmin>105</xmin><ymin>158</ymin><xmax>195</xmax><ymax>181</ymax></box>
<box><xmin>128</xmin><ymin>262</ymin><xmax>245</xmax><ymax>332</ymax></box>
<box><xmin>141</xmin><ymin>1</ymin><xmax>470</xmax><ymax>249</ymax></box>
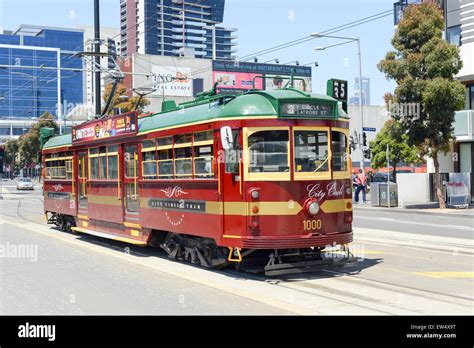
<box><xmin>311</xmin><ymin>33</ymin><xmax>364</xmax><ymax>172</ymax></box>
<box><xmin>94</xmin><ymin>0</ymin><xmax>101</xmax><ymax>117</ymax></box>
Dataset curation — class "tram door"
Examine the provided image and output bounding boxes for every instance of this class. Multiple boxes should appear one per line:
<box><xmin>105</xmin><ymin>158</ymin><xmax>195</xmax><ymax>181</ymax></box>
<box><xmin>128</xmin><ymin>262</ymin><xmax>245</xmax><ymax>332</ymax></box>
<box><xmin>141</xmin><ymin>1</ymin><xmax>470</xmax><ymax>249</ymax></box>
<box><xmin>77</xmin><ymin>151</ymin><xmax>88</xmax><ymax>217</ymax></box>
<box><xmin>123</xmin><ymin>144</ymin><xmax>140</xmax><ymax>224</ymax></box>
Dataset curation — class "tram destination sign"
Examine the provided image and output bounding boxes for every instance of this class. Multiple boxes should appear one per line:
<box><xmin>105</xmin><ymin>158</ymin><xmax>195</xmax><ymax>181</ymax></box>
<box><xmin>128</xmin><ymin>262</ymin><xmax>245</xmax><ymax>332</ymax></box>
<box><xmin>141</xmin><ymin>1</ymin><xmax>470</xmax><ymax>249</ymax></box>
<box><xmin>281</xmin><ymin>102</ymin><xmax>333</xmax><ymax>118</ymax></box>
<box><xmin>72</xmin><ymin>112</ymin><xmax>138</xmax><ymax>144</ymax></box>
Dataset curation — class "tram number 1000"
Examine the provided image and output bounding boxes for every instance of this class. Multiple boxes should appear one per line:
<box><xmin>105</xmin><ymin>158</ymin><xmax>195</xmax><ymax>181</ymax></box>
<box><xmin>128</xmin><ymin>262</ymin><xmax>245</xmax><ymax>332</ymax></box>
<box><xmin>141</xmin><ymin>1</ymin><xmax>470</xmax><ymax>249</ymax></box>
<box><xmin>303</xmin><ymin>219</ymin><xmax>322</xmax><ymax>231</ymax></box>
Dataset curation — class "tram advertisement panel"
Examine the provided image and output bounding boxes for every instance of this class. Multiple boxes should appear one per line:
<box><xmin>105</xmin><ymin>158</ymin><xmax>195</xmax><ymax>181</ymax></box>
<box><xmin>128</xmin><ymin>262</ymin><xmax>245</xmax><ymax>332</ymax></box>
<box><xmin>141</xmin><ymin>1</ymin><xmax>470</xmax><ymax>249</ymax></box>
<box><xmin>72</xmin><ymin>112</ymin><xmax>138</xmax><ymax>144</ymax></box>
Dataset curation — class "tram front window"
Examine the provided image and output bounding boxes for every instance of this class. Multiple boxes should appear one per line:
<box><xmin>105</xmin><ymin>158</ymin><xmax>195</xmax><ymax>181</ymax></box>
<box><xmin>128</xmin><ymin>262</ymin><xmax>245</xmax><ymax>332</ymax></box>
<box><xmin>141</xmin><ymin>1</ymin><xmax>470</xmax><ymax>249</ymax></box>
<box><xmin>248</xmin><ymin>130</ymin><xmax>289</xmax><ymax>173</ymax></box>
<box><xmin>331</xmin><ymin>131</ymin><xmax>348</xmax><ymax>172</ymax></box>
<box><xmin>294</xmin><ymin>130</ymin><xmax>329</xmax><ymax>173</ymax></box>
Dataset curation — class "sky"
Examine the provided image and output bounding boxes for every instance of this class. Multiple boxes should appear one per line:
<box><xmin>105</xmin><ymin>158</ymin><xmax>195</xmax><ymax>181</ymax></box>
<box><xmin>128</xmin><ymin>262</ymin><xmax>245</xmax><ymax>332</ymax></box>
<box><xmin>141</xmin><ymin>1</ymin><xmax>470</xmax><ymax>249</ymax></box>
<box><xmin>0</xmin><ymin>0</ymin><xmax>397</xmax><ymax>105</ymax></box>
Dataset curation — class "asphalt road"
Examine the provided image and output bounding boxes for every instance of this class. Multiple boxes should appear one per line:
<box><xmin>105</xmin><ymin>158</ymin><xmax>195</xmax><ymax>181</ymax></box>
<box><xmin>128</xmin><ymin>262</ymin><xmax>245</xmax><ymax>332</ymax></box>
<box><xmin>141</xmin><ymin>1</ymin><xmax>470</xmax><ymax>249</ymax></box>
<box><xmin>0</xmin><ymin>180</ymin><xmax>473</xmax><ymax>314</ymax></box>
<box><xmin>353</xmin><ymin>208</ymin><xmax>474</xmax><ymax>239</ymax></box>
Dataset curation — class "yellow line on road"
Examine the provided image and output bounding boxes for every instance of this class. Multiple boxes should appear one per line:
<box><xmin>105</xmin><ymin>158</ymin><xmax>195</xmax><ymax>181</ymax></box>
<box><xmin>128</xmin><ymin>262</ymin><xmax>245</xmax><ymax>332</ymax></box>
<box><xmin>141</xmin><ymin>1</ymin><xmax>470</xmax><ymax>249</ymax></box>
<box><xmin>1</xmin><ymin>187</ymin><xmax>11</xmax><ymax>194</ymax></box>
<box><xmin>412</xmin><ymin>272</ymin><xmax>474</xmax><ymax>279</ymax></box>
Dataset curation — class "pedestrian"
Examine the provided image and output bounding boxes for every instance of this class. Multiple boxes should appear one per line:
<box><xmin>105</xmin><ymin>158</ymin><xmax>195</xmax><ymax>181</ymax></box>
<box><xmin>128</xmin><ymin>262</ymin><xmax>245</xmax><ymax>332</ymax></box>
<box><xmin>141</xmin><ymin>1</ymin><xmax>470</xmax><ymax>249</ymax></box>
<box><xmin>354</xmin><ymin>169</ymin><xmax>367</xmax><ymax>204</ymax></box>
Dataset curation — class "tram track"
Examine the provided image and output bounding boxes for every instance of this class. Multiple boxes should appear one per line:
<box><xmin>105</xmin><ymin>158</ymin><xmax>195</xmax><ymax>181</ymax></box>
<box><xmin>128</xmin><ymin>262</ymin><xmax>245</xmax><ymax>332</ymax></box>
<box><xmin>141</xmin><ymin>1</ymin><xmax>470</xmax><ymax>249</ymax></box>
<box><xmin>1</xmin><ymin>196</ymin><xmax>472</xmax><ymax>314</ymax></box>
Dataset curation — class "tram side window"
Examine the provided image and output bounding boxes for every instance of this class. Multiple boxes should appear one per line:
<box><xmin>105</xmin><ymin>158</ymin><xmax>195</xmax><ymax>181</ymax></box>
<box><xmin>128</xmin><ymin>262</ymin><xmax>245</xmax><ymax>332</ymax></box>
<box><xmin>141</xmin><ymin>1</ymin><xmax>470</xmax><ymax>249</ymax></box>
<box><xmin>107</xmin><ymin>145</ymin><xmax>118</xmax><ymax>179</ymax></box>
<box><xmin>157</xmin><ymin>148</ymin><xmax>173</xmax><ymax>179</ymax></box>
<box><xmin>294</xmin><ymin>130</ymin><xmax>329</xmax><ymax>173</ymax></box>
<box><xmin>194</xmin><ymin>145</ymin><xmax>213</xmax><ymax>178</ymax></box>
<box><xmin>66</xmin><ymin>159</ymin><xmax>73</xmax><ymax>179</ymax></box>
<box><xmin>90</xmin><ymin>148</ymin><xmax>99</xmax><ymax>179</ymax></box>
<box><xmin>99</xmin><ymin>147</ymin><xmax>107</xmax><ymax>180</ymax></box>
<box><xmin>174</xmin><ymin>146</ymin><xmax>193</xmax><ymax>178</ymax></box>
<box><xmin>90</xmin><ymin>146</ymin><xmax>119</xmax><ymax>180</ymax></box>
<box><xmin>45</xmin><ymin>153</ymin><xmax>67</xmax><ymax>179</ymax></box>
<box><xmin>331</xmin><ymin>131</ymin><xmax>348</xmax><ymax>172</ymax></box>
<box><xmin>142</xmin><ymin>140</ymin><xmax>156</xmax><ymax>180</ymax></box>
<box><xmin>248</xmin><ymin>130</ymin><xmax>289</xmax><ymax>173</ymax></box>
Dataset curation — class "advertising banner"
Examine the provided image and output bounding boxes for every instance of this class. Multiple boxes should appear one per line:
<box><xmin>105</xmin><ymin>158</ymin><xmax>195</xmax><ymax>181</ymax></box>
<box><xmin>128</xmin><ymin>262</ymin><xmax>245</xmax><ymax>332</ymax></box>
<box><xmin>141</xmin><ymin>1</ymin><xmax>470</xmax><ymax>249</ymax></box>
<box><xmin>213</xmin><ymin>71</ymin><xmax>263</xmax><ymax>93</ymax></box>
<box><xmin>152</xmin><ymin>66</ymin><xmax>192</xmax><ymax>97</ymax></box>
<box><xmin>265</xmin><ymin>75</ymin><xmax>312</xmax><ymax>92</ymax></box>
<box><xmin>72</xmin><ymin>112</ymin><xmax>138</xmax><ymax>144</ymax></box>
<box><xmin>447</xmin><ymin>173</ymin><xmax>471</xmax><ymax>207</ymax></box>
<box><xmin>212</xmin><ymin>60</ymin><xmax>312</xmax><ymax>94</ymax></box>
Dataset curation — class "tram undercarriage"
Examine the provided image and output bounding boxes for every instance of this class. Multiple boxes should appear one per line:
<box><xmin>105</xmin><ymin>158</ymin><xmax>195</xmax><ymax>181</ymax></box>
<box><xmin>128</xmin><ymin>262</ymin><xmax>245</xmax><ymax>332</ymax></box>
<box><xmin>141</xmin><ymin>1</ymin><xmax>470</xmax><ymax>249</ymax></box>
<box><xmin>158</xmin><ymin>232</ymin><xmax>359</xmax><ymax>276</ymax></box>
<box><xmin>47</xmin><ymin>213</ymin><xmax>358</xmax><ymax>276</ymax></box>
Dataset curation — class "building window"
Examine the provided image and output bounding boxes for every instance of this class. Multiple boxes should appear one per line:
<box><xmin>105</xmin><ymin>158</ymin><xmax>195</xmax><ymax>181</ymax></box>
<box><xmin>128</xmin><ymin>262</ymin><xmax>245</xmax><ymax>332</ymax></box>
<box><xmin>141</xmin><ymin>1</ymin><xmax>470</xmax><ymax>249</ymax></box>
<box><xmin>447</xmin><ymin>25</ymin><xmax>461</xmax><ymax>46</ymax></box>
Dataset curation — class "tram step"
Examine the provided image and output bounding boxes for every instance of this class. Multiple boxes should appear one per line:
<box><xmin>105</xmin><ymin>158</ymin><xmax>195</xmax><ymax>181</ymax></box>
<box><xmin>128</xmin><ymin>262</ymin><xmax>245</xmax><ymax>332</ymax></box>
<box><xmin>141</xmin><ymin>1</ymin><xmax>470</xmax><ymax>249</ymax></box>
<box><xmin>71</xmin><ymin>227</ymin><xmax>147</xmax><ymax>246</ymax></box>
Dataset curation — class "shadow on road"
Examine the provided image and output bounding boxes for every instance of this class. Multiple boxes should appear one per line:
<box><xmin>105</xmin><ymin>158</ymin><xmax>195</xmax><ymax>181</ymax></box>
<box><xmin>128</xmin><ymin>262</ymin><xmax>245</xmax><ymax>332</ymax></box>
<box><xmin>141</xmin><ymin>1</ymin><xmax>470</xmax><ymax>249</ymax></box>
<box><xmin>47</xmin><ymin>225</ymin><xmax>383</xmax><ymax>281</ymax></box>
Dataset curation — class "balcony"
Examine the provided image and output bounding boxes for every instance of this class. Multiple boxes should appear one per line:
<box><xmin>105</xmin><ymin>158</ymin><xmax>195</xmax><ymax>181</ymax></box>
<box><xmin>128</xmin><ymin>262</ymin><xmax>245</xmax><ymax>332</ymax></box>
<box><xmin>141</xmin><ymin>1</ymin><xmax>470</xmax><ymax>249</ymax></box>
<box><xmin>454</xmin><ymin>110</ymin><xmax>474</xmax><ymax>141</ymax></box>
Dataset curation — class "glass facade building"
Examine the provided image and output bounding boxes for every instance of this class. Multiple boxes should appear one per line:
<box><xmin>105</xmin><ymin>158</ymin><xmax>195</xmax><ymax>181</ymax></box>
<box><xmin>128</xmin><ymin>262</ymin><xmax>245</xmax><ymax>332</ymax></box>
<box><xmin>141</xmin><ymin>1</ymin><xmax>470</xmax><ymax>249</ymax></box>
<box><xmin>120</xmin><ymin>0</ymin><xmax>237</xmax><ymax>60</ymax></box>
<box><xmin>0</xmin><ymin>25</ymin><xmax>84</xmax><ymax>121</ymax></box>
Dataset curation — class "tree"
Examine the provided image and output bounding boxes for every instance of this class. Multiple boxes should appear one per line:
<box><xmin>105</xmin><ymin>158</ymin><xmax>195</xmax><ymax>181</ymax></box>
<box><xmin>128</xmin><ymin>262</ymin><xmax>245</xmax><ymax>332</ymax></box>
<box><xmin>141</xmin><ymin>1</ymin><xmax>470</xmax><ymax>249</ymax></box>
<box><xmin>102</xmin><ymin>83</ymin><xmax>150</xmax><ymax>115</ymax></box>
<box><xmin>4</xmin><ymin>138</ymin><xmax>19</xmax><ymax>177</ymax></box>
<box><xmin>18</xmin><ymin>112</ymin><xmax>58</xmax><ymax>168</ymax></box>
<box><xmin>378</xmin><ymin>2</ymin><xmax>466</xmax><ymax>208</ymax></box>
<box><xmin>369</xmin><ymin>119</ymin><xmax>422</xmax><ymax>181</ymax></box>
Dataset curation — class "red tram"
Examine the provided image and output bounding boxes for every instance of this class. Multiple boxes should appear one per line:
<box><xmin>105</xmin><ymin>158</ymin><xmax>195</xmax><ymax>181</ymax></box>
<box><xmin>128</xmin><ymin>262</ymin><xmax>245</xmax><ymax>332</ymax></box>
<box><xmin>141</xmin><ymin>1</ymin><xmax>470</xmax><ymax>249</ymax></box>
<box><xmin>42</xmin><ymin>84</ymin><xmax>355</xmax><ymax>275</ymax></box>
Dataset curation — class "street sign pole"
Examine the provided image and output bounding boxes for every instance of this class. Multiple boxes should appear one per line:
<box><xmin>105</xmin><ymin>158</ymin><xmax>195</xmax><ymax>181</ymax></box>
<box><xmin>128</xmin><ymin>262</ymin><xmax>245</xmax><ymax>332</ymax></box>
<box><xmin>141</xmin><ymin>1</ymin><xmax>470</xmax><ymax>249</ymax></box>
<box><xmin>386</xmin><ymin>144</ymin><xmax>390</xmax><ymax>208</ymax></box>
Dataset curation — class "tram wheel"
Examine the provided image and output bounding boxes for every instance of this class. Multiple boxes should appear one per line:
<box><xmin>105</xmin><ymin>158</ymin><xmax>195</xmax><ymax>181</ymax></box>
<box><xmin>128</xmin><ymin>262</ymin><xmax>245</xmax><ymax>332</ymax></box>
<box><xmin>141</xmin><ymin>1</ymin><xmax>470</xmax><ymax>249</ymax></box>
<box><xmin>161</xmin><ymin>233</ymin><xmax>185</xmax><ymax>260</ymax></box>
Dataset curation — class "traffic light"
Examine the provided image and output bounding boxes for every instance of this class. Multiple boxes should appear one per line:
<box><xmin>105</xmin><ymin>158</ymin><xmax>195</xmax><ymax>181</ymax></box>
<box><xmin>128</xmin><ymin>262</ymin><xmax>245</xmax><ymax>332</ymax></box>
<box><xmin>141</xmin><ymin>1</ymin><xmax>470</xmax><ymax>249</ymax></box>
<box><xmin>349</xmin><ymin>135</ymin><xmax>356</xmax><ymax>153</ymax></box>
<box><xmin>363</xmin><ymin>149</ymin><xmax>371</xmax><ymax>159</ymax></box>
<box><xmin>362</xmin><ymin>132</ymin><xmax>367</xmax><ymax>147</ymax></box>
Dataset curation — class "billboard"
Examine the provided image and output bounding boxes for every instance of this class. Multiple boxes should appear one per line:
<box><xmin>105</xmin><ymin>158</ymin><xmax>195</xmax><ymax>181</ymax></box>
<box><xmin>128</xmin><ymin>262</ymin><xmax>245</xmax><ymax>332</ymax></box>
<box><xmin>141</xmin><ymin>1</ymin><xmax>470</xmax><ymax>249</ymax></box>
<box><xmin>152</xmin><ymin>66</ymin><xmax>193</xmax><ymax>97</ymax></box>
<box><xmin>212</xmin><ymin>60</ymin><xmax>312</xmax><ymax>93</ymax></box>
<box><xmin>72</xmin><ymin>112</ymin><xmax>138</xmax><ymax>144</ymax></box>
<box><xmin>213</xmin><ymin>71</ymin><xmax>263</xmax><ymax>93</ymax></box>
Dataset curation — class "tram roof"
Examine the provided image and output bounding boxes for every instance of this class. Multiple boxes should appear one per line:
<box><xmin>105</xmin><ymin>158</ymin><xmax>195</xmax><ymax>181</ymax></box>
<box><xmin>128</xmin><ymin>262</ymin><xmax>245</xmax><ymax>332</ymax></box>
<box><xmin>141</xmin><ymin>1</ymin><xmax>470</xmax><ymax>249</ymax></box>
<box><xmin>43</xmin><ymin>88</ymin><xmax>347</xmax><ymax>150</ymax></box>
<box><xmin>42</xmin><ymin>133</ymin><xmax>72</xmax><ymax>150</ymax></box>
<box><xmin>138</xmin><ymin>88</ymin><xmax>345</xmax><ymax>134</ymax></box>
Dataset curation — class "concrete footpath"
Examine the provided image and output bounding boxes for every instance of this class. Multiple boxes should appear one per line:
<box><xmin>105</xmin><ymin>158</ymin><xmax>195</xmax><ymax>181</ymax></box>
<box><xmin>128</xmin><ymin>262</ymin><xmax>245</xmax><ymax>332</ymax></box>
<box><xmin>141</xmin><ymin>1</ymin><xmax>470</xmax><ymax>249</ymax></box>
<box><xmin>353</xmin><ymin>202</ymin><xmax>474</xmax><ymax>218</ymax></box>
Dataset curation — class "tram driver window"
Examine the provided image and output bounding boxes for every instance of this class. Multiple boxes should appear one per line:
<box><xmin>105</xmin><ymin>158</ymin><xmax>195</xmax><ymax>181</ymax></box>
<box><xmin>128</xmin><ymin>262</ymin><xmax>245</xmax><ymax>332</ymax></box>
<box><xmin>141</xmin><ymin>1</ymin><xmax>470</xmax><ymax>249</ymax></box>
<box><xmin>248</xmin><ymin>130</ymin><xmax>289</xmax><ymax>173</ymax></box>
<box><xmin>294</xmin><ymin>130</ymin><xmax>329</xmax><ymax>173</ymax></box>
<box><xmin>331</xmin><ymin>131</ymin><xmax>348</xmax><ymax>171</ymax></box>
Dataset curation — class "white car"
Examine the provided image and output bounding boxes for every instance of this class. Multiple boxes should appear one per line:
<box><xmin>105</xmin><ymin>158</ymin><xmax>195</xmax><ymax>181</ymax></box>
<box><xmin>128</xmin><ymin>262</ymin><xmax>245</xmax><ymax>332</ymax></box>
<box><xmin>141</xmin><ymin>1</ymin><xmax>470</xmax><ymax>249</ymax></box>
<box><xmin>16</xmin><ymin>178</ymin><xmax>34</xmax><ymax>190</ymax></box>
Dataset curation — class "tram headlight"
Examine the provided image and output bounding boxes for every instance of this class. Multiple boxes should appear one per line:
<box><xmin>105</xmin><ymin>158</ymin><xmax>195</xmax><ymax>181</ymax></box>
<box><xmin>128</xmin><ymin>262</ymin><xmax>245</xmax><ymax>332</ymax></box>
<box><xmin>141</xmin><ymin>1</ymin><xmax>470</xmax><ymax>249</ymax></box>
<box><xmin>251</xmin><ymin>190</ymin><xmax>259</xmax><ymax>199</ymax></box>
<box><xmin>306</xmin><ymin>201</ymin><xmax>320</xmax><ymax>216</ymax></box>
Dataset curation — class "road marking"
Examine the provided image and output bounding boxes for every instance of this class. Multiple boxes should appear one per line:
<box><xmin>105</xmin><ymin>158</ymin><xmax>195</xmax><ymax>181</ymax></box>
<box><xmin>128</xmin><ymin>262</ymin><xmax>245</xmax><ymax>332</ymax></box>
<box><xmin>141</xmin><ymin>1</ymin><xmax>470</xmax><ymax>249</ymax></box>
<box><xmin>355</xmin><ymin>216</ymin><xmax>473</xmax><ymax>231</ymax></box>
<box><xmin>1</xmin><ymin>187</ymin><xmax>11</xmax><ymax>194</ymax></box>
<box><xmin>323</xmin><ymin>249</ymin><xmax>383</xmax><ymax>256</ymax></box>
<box><xmin>412</xmin><ymin>272</ymin><xmax>474</xmax><ymax>279</ymax></box>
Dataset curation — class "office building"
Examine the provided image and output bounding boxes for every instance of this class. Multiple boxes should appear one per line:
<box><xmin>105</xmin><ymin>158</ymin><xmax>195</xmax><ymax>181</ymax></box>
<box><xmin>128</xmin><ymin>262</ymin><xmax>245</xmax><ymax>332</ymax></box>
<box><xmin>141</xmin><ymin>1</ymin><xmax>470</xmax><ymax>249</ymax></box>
<box><xmin>349</xmin><ymin>76</ymin><xmax>370</xmax><ymax>106</ymax></box>
<box><xmin>120</xmin><ymin>0</ymin><xmax>237</xmax><ymax>60</ymax></box>
<box><xmin>0</xmin><ymin>25</ymin><xmax>84</xmax><ymax>143</ymax></box>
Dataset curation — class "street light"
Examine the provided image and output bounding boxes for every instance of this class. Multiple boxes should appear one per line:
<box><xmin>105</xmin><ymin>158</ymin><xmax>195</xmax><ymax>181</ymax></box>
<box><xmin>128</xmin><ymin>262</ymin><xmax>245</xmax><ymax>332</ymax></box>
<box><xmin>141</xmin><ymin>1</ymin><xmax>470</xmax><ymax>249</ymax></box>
<box><xmin>283</xmin><ymin>61</ymin><xmax>300</xmax><ymax>66</ymax></box>
<box><xmin>311</xmin><ymin>32</ymin><xmax>365</xmax><ymax>171</ymax></box>
<box><xmin>263</xmin><ymin>59</ymin><xmax>279</xmax><ymax>64</ymax></box>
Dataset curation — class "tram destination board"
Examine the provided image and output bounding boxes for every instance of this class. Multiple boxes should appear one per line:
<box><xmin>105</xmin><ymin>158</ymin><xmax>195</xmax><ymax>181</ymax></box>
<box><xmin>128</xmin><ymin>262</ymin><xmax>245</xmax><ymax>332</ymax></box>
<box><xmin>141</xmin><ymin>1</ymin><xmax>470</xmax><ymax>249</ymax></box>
<box><xmin>72</xmin><ymin>111</ymin><xmax>138</xmax><ymax>144</ymax></box>
<box><xmin>281</xmin><ymin>102</ymin><xmax>333</xmax><ymax>118</ymax></box>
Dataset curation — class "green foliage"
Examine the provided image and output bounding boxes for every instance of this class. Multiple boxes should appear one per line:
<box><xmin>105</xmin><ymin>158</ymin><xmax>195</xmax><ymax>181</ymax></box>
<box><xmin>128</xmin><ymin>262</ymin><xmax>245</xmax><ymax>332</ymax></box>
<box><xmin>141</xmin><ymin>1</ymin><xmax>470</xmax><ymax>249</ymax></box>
<box><xmin>378</xmin><ymin>3</ymin><xmax>465</xmax><ymax>155</ymax></box>
<box><xmin>3</xmin><ymin>138</ymin><xmax>19</xmax><ymax>168</ymax></box>
<box><xmin>369</xmin><ymin>119</ymin><xmax>422</xmax><ymax>171</ymax></box>
<box><xmin>103</xmin><ymin>83</ymin><xmax>150</xmax><ymax>114</ymax></box>
<box><xmin>18</xmin><ymin>112</ymin><xmax>58</xmax><ymax>167</ymax></box>
<box><xmin>378</xmin><ymin>2</ymin><xmax>466</xmax><ymax>207</ymax></box>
